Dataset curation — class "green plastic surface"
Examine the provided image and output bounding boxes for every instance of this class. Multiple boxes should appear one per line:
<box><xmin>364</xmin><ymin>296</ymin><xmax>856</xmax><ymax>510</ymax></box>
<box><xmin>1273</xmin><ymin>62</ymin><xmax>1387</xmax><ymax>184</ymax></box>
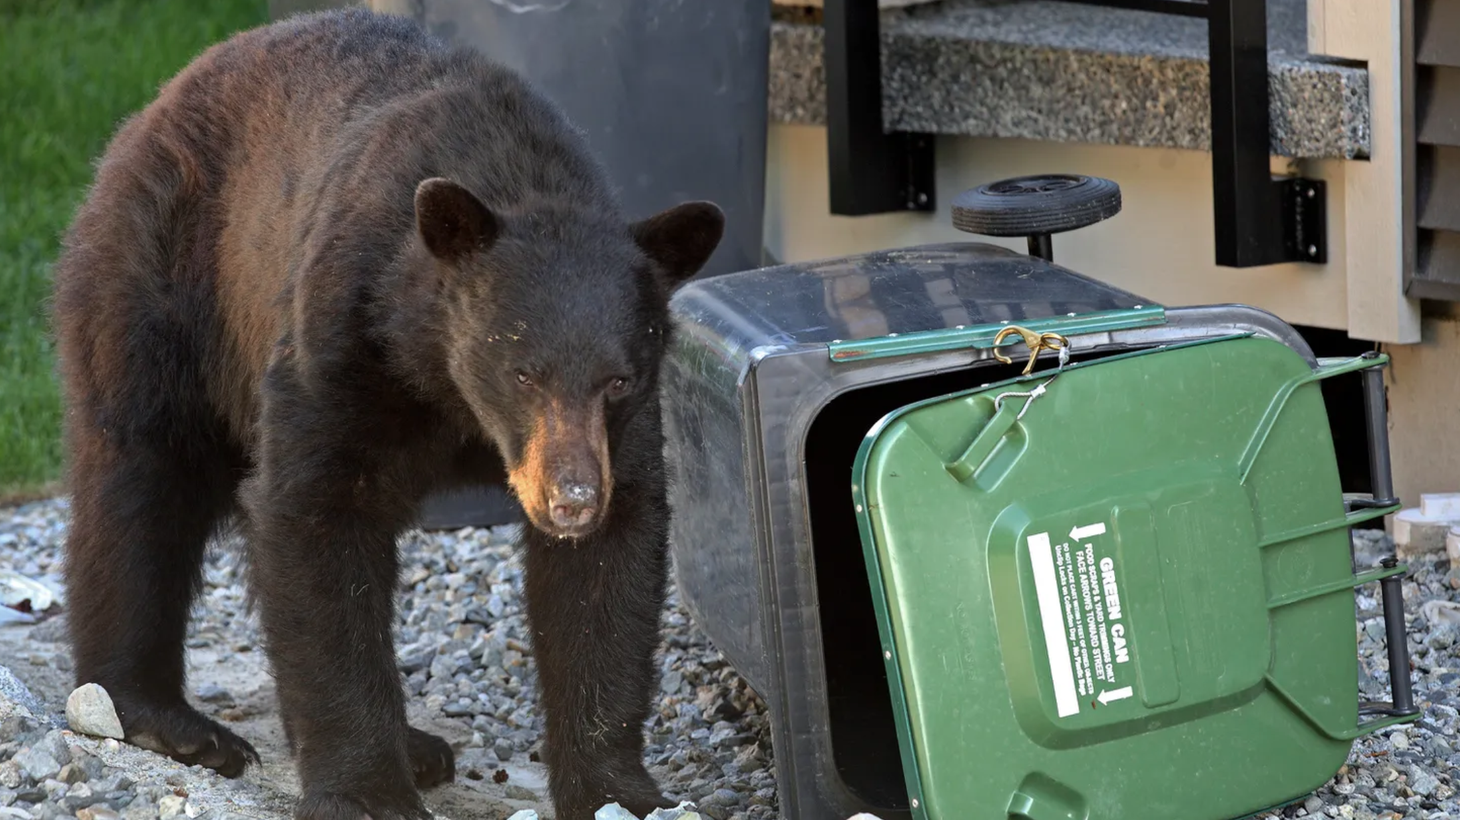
<box><xmin>851</xmin><ymin>336</ymin><xmax>1413</xmax><ymax>820</ymax></box>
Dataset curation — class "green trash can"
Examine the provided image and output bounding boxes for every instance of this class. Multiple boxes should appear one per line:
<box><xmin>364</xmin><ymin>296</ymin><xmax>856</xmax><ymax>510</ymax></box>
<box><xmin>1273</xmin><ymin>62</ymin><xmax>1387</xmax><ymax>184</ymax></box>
<box><xmin>852</xmin><ymin>333</ymin><xmax>1419</xmax><ymax>820</ymax></box>
<box><xmin>660</xmin><ymin>175</ymin><xmax>1420</xmax><ymax>820</ymax></box>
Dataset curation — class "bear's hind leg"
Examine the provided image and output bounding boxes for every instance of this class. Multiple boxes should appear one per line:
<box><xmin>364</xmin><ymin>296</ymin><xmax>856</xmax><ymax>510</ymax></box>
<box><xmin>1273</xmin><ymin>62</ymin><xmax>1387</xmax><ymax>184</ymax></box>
<box><xmin>63</xmin><ymin>423</ymin><xmax>259</xmax><ymax>776</ymax></box>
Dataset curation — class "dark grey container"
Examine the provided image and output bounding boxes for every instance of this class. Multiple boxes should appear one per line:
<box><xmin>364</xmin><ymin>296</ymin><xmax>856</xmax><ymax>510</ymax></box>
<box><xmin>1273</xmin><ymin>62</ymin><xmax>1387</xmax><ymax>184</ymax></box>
<box><xmin>658</xmin><ymin>241</ymin><xmax>1319</xmax><ymax>820</ymax></box>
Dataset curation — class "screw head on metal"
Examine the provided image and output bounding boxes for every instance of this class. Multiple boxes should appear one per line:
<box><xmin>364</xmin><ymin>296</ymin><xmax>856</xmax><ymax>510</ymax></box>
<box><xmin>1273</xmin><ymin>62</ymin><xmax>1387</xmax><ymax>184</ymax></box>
<box><xmin>1308</xmin><ymin>245</ymin><xmax>1318</xmax><ymax>256</ymax></box>
<box><xmin>912</xmin><ymin>798</ymin><xmax>921</xmax><ymax>809</ymax></box>
<box><xmin>917</xmin><ymin>192</ymin><xmax>929</xmax><ymax>205</ymax></box>
<box><xmin>884</xmin><ymin>650</ymin><xmax>892</xmax><ymax>660</ymax></box>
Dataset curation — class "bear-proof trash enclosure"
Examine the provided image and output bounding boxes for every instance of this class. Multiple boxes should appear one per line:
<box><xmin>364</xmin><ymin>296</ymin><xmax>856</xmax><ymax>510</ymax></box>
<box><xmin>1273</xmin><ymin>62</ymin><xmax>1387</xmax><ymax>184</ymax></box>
<box><xmin>659</xmin><ymin>242</ymin><xmax>1421</xmax><ymax>820</ymax></box>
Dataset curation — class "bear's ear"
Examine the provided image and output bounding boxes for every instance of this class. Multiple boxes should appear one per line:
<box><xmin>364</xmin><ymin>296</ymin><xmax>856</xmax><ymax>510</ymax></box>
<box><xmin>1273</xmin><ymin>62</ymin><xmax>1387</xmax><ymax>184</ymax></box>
<box><xmin>629</xmin><ymin>201</ymin><xmax>725</xmax><ymax>291</ymax></box>
<box><xmin>415</xmin><ymin>177</ymin><xmax>499</xmax><ymax>263</ymax></box>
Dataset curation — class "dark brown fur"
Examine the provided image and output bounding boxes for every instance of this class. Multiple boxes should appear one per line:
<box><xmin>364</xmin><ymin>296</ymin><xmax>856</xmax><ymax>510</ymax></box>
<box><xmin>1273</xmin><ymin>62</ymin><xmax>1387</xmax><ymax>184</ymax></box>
<box><xmin>50</xmin><ymin>9</ymin><xmax>723</xmax><ymax>820</ymax></box>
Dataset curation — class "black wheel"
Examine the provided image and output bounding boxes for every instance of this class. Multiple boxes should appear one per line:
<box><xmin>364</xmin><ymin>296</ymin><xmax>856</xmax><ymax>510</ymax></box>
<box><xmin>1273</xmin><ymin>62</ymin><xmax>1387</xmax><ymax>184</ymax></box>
<box><xmin>951</xmin><ymin>174</ymin><xmax>1122</xmax><ymax>238</ymax></box>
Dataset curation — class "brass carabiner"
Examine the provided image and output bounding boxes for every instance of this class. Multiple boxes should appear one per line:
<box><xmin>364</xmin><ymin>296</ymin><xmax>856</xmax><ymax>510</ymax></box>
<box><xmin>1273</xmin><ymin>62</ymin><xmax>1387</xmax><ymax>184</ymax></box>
<box><xmin>992</xmin><ymin>325</ymin><xmax>1070</xmax><ymax>375</ymax></box>
<box><xmin>992</xmin><ymin>325</ymin><xmax>1044</xmax><ymax>364</ymax></box>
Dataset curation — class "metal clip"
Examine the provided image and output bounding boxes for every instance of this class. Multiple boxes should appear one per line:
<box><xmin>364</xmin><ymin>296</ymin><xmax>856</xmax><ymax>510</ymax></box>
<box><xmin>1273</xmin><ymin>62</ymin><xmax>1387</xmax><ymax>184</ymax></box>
<box><xmin>992</xmin><ymin>325</ymin><xmax>1071</xmax><ymax>375</ymax></box>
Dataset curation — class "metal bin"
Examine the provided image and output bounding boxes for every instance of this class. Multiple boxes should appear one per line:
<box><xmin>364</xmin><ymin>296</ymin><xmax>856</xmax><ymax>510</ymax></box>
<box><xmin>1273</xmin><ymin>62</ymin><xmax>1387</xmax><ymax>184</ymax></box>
<box><xmin>659</xmin><ymin>176</ymin><xmax>1418</xmax><ymax>820</ymax></box>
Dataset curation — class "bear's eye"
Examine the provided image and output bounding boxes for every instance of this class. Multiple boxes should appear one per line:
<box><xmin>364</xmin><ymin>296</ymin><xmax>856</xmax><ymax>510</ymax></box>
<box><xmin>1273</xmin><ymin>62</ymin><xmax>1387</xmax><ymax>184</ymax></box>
<box><xmin>515</xmin><ymin>371</ymin><xmax>534</xmax><ymax>387</ymax></box>
<box><xmin>607</xmin><ymin>377</ymin><xmax>631</xmax><ymax>397</ymax></box>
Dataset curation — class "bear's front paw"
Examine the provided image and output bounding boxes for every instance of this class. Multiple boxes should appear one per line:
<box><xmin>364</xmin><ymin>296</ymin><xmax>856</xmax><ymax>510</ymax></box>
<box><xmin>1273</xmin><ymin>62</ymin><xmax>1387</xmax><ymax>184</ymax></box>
<box><xmin>295</xmin><ymin>790</ymin><xmax>432</xmax><ymax>820</ymax></box>
<box><xmin>614</xmin><ymin>764</ymin><xmax>672</xmax><ymax>815</ymax></box>
<box><xmin>120</xmin><ymin>700</ymin><xmax>261</xmax><ymax>778</ymax></box>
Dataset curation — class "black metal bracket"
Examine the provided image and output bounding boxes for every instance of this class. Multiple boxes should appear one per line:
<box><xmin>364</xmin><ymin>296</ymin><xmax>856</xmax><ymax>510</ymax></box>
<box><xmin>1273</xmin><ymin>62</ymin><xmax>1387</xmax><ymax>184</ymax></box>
<box><xmin>1278</xmin><ymin>178</ymin><xmax>1328</xmax><ymax>265</ymax></box>
<box><xmin>1203</xmin><ymin>0</ymin><xmax>1328</xmax><ymax>267</ymax></box>
<box><xmin>822</xmin><ymin>0</ymin><xmax>1328</xmax><ymax>266</ymax></box>
<box><xmin>1067</xmin><ymin>0</ymin><xmax>1331</xmax><ymax>266</ymax></box>
<box><xmin>823</xmin><ymin>0</ymin><xmax>936</xmax><ymax>215</ymax></box>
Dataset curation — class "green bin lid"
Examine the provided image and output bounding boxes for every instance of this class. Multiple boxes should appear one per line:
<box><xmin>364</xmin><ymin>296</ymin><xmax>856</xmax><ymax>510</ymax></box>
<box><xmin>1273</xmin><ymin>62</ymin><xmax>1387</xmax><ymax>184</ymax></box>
<box><xmin>852</xmin><ymin>334</ymin><xmax>1412</xmax><ymax>820</ymax></box>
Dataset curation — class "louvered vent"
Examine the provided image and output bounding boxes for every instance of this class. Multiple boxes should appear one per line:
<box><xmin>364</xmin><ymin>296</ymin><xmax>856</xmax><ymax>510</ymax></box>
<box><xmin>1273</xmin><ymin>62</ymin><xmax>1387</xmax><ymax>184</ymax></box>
<box><xmin>1405</xmin><ymin>0</ymin><xmax>1460</xmax><ymax>299</ymax></box>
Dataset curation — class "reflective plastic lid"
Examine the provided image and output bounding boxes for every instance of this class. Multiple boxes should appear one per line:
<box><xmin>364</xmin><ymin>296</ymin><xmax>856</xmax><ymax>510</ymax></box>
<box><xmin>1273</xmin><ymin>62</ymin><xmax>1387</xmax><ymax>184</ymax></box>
<box><xmin>669</xmin><ymin>242</ymin><xmax>1164</xmax><ymax>366</ymax></box>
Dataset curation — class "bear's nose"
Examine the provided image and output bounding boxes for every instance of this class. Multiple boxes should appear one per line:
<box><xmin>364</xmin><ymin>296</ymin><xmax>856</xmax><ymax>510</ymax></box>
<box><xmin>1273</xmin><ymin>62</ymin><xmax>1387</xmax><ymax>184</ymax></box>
<box><xmin>549</xmin><ymin>482</ymin><xmax>599</xmax><ymax>529</ymax></box>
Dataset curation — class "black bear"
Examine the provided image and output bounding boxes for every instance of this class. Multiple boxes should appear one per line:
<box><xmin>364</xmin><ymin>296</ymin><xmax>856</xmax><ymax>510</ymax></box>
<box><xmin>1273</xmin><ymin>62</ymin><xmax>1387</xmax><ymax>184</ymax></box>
<box><xmin>50</xmin><ymin>8</ymin><xmax>723</xmax><ymax>820</ymax></box>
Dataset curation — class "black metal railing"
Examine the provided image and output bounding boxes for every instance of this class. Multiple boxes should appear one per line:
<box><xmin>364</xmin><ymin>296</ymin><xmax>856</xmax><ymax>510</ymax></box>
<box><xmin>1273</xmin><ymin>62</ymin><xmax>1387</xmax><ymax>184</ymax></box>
<box><xmin>823</xmin><ymin>0</ymin><xmax>937</xmax><ymax>216</ymax></box>
<box><xmin>823</xmin><ymin>0</ymin><xmax>1328</xmax><ymax>268</ymax></box>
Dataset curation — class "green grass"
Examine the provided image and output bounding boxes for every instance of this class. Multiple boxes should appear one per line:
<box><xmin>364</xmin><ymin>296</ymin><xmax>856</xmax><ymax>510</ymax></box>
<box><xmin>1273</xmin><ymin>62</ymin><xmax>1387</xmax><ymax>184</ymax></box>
<box><xmin>0</xmin><ymin>0</ymin><xmax>268</xmax><ymax>498</ymax></box>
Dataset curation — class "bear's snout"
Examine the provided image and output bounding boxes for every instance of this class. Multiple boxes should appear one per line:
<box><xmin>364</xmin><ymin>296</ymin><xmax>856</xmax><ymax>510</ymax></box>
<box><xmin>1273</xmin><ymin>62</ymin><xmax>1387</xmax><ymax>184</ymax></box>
<box><xmin>506</xmin><ymin>396</ymin><xmax>614</xmax><ymax>539</ymax></box>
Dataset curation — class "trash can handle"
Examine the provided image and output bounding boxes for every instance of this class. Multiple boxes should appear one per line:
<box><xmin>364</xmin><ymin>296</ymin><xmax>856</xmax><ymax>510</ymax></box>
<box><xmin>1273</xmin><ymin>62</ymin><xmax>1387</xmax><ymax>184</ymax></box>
<box><xmin>945</xmin><ymin>399</ymin><xmax>1021</xmax><ymax>483</ymax></box>
<box><xmin>1350</xmin><ymin>351</ymin><xmax>1418</xmax><ymax>723</ymax></box>
<box><xmin>1347</xmin><ymin>351</ymin><xmax>1401</xmax><ymax>511</ymax></box>
<box><xmin>1006</xmin><ymin>775</ymin><xmax>1085</xmax><ymax>820</ymax></box>
<box><xmin>1216</xmin><ymin>350</ymin><xmax>1417</xmax><ymax>741</ymax></box>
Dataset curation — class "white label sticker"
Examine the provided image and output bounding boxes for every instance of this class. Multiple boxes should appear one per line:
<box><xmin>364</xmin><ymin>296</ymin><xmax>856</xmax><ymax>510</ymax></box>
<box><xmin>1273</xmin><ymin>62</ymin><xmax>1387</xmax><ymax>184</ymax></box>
<box><xmin>1028</xmin><ymin>532</ymin><xmax>1080</xmax><ymax>718</ymax></box>
<box><xmin>1028</xmin><ymin>522</ymin><xmax>1132</xmax><ymax>719</ymax></box>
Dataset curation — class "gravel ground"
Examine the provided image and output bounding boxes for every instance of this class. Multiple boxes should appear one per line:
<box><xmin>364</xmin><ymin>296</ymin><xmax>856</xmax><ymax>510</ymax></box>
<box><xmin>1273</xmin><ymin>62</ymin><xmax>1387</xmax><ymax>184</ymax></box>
<box><xmin>1</xmin><ymin>497</ymin><xmax>1458</xmax><ymax>820</ymax></box>
<box><xmin>0</xmin><ymin>498</ymin><xmax>775</xmax><ymax>820</ymax></box>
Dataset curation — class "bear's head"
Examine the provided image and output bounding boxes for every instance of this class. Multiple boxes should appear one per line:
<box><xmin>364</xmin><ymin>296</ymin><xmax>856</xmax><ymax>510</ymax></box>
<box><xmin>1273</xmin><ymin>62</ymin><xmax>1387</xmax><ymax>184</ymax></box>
<box><xmin>412</xmin><ymin>177</ymin><xmax>724</xmax><ymax>539</ymax></box>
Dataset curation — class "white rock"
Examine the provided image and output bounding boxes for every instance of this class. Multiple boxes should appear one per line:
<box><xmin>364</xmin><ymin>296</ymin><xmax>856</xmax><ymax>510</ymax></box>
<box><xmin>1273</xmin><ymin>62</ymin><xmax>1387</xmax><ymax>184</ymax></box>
<box><xmin>506</xmin><ymin>812</ymin><xmax>540</xmax><ymax>820</ymax></box>
<box><xmin>0</xmin><ymin>571</ymin><xmax>54</xmax><ymax>612</ymax></box>
<box><xmin>595</xmin><ymin>804</ymin><xmax>640</xmax><ymax>820</ymax></box>
<box><xmin>645</xmin><ymin>803</ymin><xmax>703</xmax><ymax>820</ymax></box>
<box><xmin>1422</xmin><ymin>598</ymin><xmax>1460</xmax><ymax>626</ymax></box>
<box><xmin>65</xmin><ymin>684</ymin><xmax>124</xmax><ymax>740</ymax></box>
<box><xmin>1447</xmin><ymin>525</ymin><xmax>1460</xmax><ymax>563</ymax></box>
<box><xmin>1421</xmin><ymin>492</ymin><xmax>1460</xmax><ymax>518</ymax></box>
<box><xmin>157</xmin><ymin>795</ymin><xmax>186</xmax><ymax>820</ymax></box>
